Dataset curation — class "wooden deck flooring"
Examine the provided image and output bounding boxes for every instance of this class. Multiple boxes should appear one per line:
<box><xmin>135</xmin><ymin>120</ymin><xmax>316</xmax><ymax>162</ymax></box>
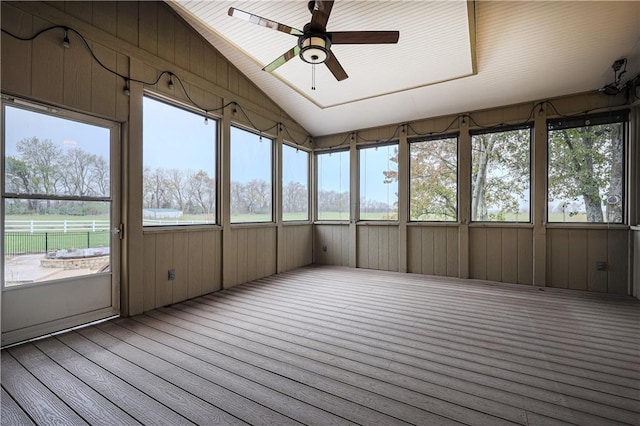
<box><xmin>2</xmin><ymin>265</ymin><xmax>639</xmax><ymax>425</ymax></box>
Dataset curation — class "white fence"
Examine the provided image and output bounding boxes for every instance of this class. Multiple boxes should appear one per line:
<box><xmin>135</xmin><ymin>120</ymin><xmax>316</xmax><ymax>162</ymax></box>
<box><xmin>5</xmin><ymin>220</ymin><xmax>111</xmax><ymax>233</ymax></box>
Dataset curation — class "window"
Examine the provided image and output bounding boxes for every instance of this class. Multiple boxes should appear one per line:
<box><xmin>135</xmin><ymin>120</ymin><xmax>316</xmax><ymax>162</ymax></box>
<box><xmin>317</xmin><ymin>150</ymin><xmax>349</xmax><ymax>221</ymax></box>
<box><xmin>142</xmin><ymin>96</ymin><xmax>216</xmax><ymax>226</ymax></box>
<box><xmin>471</xmin><ymin>127</ymin><xmax>531</xmax><ymax>222</ymax></box>
<box><xmin>547</xmin><ymin>112</ymin><xmax>627</xmax><ymax>223</ymax></box>
<box><xmin>359</xmin><ymin>144</ymin><xmax>398</xmax><ymax>220</ymax></box>
<box><xmin>282</xmin><ymin>144</ymin><xmax>309</xmax><ymax>221</ymax></box>
<box><xmin>3</xmin><ymin>101</ymin><xmax>115</xmax><ymax>286</ymax></box>
<box><xmin>230</xmin><ymin>126</ymin><xmax>273</xmax><ymax>223</ymax></box>
<box><xmin>409</xmin><ymin>136</ymin><xmax>458</xmax><ymax>221</ymax></box>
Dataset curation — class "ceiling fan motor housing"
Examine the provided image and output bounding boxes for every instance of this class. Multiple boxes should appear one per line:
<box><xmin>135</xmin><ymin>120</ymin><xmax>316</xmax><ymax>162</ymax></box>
<box><xmin>299</xmin><ymin>34</ymin><xmax>331</xmax><ymax>64</ymax></box>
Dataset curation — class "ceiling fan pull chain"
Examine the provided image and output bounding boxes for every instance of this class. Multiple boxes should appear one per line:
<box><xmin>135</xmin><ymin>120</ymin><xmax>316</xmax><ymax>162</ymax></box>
<box><xmin>312</xmin><ymin>62</ymin><xmax>316</xmax><ymax>90</ymax></box>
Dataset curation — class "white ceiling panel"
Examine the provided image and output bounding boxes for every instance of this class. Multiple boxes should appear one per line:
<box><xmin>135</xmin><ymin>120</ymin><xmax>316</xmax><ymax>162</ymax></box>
<box><xmin>169</xmin><ymin>1</ymin><xmax>640</xmax><ymax>136</ymax></box>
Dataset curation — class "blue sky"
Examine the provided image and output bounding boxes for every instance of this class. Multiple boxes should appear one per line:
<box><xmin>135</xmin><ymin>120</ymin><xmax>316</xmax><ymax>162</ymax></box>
<box><xmin>5</xmin><ymin>105</ymin><xmax>110</xmax><ymax>158</ymax></box>
<box><xmin>6</xmin><ymin>99</ymin><xmax>395</xmax><ymax>203</ymax></box>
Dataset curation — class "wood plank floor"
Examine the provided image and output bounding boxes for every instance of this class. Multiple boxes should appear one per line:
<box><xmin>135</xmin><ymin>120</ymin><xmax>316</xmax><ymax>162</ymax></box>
<box><xmin>2</xmin><ymin>265</ymin><xmax>639</xmax><ymax>425</ymax></box>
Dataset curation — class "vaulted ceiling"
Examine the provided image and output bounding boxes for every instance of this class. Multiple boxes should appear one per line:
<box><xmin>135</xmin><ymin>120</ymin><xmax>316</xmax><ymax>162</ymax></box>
<box><xmin>170</xmin><ymin>1</ymin><xmax>640</xmax><ymax>136</ymax></box>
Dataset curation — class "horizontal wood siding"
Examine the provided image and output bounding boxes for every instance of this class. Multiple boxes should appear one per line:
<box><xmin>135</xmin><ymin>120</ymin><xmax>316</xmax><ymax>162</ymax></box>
<box><xmin>143</xmin><ymin>230</ymin><xmax>222</xmax><ymax>311</ymax></box>
<box><xmin>469</xmin><ymin>227</ymin><xmax>533</xmax><ymax>285</ymax></box>
<box><xmin>407</xmin><ymin>226</ymin><xmax>459</xmax><ymax>278</ymax></box>
<box><xmin>281</xmin><ymin>225</ymin><xmax>313</xmax><ymax>272</ymax></box>
<box><xmin>547</xmin><ymin>228</ymin><xmax>629</xmax><ymax>295</ymax></box>
<box><xmin>314</xmin><ymin>224</ymin><xmax>350</xmax><ymax>266</ymax></box>
<box><xmin>357</xmin><ymin>225</ymin><xmax>400</xmax><ymax>272</ymax></box>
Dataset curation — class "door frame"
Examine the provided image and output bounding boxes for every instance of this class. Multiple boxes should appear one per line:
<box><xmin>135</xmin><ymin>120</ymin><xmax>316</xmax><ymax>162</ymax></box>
<box><xmin>1</xmin><ymin>95</ymin><xmax>121</xmax><ymax>347</ymax></box>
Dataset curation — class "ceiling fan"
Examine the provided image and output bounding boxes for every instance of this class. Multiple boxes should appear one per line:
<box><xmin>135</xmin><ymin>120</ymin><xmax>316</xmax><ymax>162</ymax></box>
<box><xmin>228</xmin><ymin>0</ymin><xmax>400</xmax><ymax>81</ymax></box>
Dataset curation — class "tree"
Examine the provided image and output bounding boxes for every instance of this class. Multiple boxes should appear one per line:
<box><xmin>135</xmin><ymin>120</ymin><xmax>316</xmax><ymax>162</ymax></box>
<box><xmin>188</xmin><ymin>170</ymin><xmax>216</xmax><ymax>215</ymax></box>
<box><xmin>471</xmin><ymin>130</ymin><xmax>530</xmax><ymax>221</ymax></box>
<box><xmin>283</xmin><ymin>181</ymin><xmax>308</xmax><ymax>214</ymax></box>
<box><xmin>16</xmin><ymin>137</ymin><xmax>63</xmax><ymax>195</ymax></box>
<box><xmin>548</xmin><ymin>123</ymin><xmax>623</xmax><ymax>223</ymax></box>
<box><xmin>407</xmin><ymin>139</ymin><xmax>457</xmax><ymax>220</ymax></box>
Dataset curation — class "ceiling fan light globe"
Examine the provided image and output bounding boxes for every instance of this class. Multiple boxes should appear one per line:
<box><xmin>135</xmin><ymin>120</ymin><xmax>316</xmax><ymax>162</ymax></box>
<box><xmin>299</xmin><ymin>35</ymin><xmax>330</xmax><ymax>64</ymax></box>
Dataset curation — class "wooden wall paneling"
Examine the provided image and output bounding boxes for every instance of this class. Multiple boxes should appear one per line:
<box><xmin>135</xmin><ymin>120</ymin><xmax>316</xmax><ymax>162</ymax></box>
<box><xmin>312</xmin><ymin>226</ymin><xmax>323</xmax><ymax>264</ymax></box>
<box><xmin>154</xmin><ymin>233</ymin><xmax>173</xmax><ymax>307</ymax></box>
<box><xmin>1</xmin><ymin>4</ymin><xmax>33</xmax><ymax>96</ymax></box>
<box><xmin>357</xmin><ymin>227</ymin><xmax>368</xmax><ymax>268</ymax></box>
<box><xmin>501</xmin><ymin>228</ymin><xmax>518</xmax><ymax>284</ymax></box>
<box><xmin>157</xmin><ymin>4</ymin><xmax>175</xmax><ymax>64</ymax></box>
<box><xmin>203</xmin><ymin>46</ymin><xmax>217</xmax><ymax>84</ymax></box>
<box><xmin>172</xmin><ymin>232</ymin><xmax>189</xmax><ymax>303</ymax></box>
<box><xmin>280</xmin><ymin>227</ymin><xmax>289</xmax><ymax>272</ymax></box>
<box><xmin>485</xmin><ymin>228</ymin><xmax>502</xmax><ymax>282</ymax></box>
<box><xmin>116</xmin><ymin>2</ymin><xmax>138</xmax><ymax>46</ymax></box>
<box><xmin>63</xmin><ymin>32</ymin><xmax>92</xmax><ymax>112</ymax></box>
<box><xmin>267</xmin><ymin>227</ymin><xmax>277</xmax><ymax>276</ymax></box>
<box><xmin>187</xmin><ymin>232</ymin><xmax>203</xmax><ymax>299</ymax></box>
<box><xmin>420</xmin><ymin>227</ymin><xmax>435</xmax><ymax>275</ymax></box>
<box><xmin>328</xmin><ymin>225</ymin><xmax>339</xmax><ymax>265</ymax></box>
<box><xmin>63</xmin><ymin>1</ymin><xmax>91</xmax><ymax>23</ymax></box>
<box><xmin>567</xmin><ymin>230</ymin><xmax>588</xmax><ymax>290</ymax></box>
<box><xmin>407</xmin><ymin>228</ymin><xmax>421</xmax><ymax>273</ymax></box>
<box><xmin>607</xmin><ymin>229</ymin><xmax>629</xmax><ymax>295</ymax></box>
<box><xmin>446</xmin><ymin>227</ymin><xmax>459</xmax><ymax>277</ymax></box>
<box><xmin>378</xmin><ymin>227</ymin><xmax>389</xmax><ymax>271</ymax></box>
<box><xmin>227</xmin><ymin>67</ymin><xmax>239</xmax><ymax>96</ymax></box>
<box><xmin>173</xmin><ymin>19</ymin><xmax>190</xmax><ymax>71</ymax></box>
<box><xmin>587</xmin><ymin>230</ymin><xmax>608</xmax><ymax>293</ymax></box>
<box><xmin>143</xmin><ymin>64</ymin><xmax>159</xmax><ymax>92</ymax></box>
<box><xmin>633</xmin><ymin>230</ymin><xmax>640</xmax><ymax>298</ymax></box>
<box><xmin>189</xmin><ymin>33</ymin><xmax>204</xmax><ymax>78</ymax></box>
<box><xmin>249</xmin><ymin>228</ymin><xmax>261</xmax><ymax>281</ymax></box>
<box><xmin>469</xmin><ymin>228</ymin><xmax>487</xmax><ymax>280</ymax></box>
<box><xmin>223</xmin><ymin>229</ymin><xmax>237</xmax><ymax>288</ymax></box>
<box><xmin>368</xmin><ymin>227</ymin><xmax>380</xmax><ymax>270</ymax></box>
<box><xmin>125</xmin><ymin>57</ymin><xmax>145</xmax><ymax>316</ymax></box>
<box><xmin>342</xmin><ymin>225</ymin><xmax>351</xmax><ymax>267</ymax></box>
<box><xmin>517</xmin><ymin>228</ymin><xmax>533</xmax><ymax>285</ymax></box>
<box><xmin>201</xmin><ymin>231</ymin><xmax>220</xmax><ymax>294</ymax></box>
<box><xmin>31</xmin><ymin>17</ymin><xmax>64</xmax><ymax>105</ymax></box>
<box><xmin>236</xmin><ymin>228</ymin><xmax>248</xmax><ymax>285</ymax></box>
<box><xmin>433</xmin><ymin>227</ymin><xmax>448</xmax><ymax>276</ymax></box>
<box><xmin>91</xmin><ymin>1</ymin><xmax>116</xmax><ymax>35</ymax></box>
<box><xmin>90</xmin><ymin>43</ymin><xmax>117</xmax><ymax>119</ymax></box>
<box><xmin>388</xmin><ymin>226</ymin><xmax>399</xmax><ymax>272</ymax></box>
<box><xmin>548</xmin><ymin>229</ymin><xmax>569</xmax><ymax>288</ymax></box>
<box><xmin>138</xmin><ymin>1</ymin><xmax>158</xmax><ymax>56</ymax></box>
<box><xmin>142</xmin><ymin>234</ymin><xmax>156</xmax><ymax>312</ymax></box>
<box><xmin>115</xmin><ymin>53</ymin><xmax>129</xmax><ymax>122</ymax></box>
<box><xmin>216</xmin><ymin>52</ymin><xmax>228</xmax><ymax>90</ymax></box>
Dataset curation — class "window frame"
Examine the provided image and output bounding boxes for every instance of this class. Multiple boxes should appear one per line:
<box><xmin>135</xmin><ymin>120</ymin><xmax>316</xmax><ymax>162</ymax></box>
<box><xmin>408</xmin><ymin>133</ymin><xmax>459</xmax><ymax>223</ymax></box>
<box><xmin>546</xmin><ymin>110</ymin><xmax>628</xmax><ymax>225</ymax></box>
<box><xmin>142</xmin><ymin>93</ymin><xmax>219</xmax><ymax>228</ymax></box>
<box><xmin>315</xmin><ymin>148</ymin><xmax>351</xmax><ymax>222</ymax></box>
<box><xmin>357</xmin><ymin>141</ymin><xmax>399</xmax><ymax>222</ymax></box>
<box><xmin>229</xmin><ymin>123</ymin><xmax>275</xmax><ymax>224</ymax></box>
<box><xmin>282</xmin><ymin>142</ymin><xmax>311</xmax><ymax>223</ymax></box>
<box><xmin>469</xmin><ymin>124</ymin><xmax>533</xmax><ymax>224</ymax></box>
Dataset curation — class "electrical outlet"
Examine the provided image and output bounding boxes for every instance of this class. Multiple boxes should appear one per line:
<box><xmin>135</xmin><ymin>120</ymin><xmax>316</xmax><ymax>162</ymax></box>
<box><xmin>595</xmin><ymin>261</ymin><xmax>607</xmax><ymax>271</ymax></box>
<box><xmin>322</xmin><ymin>245</ymin><xmax>328</xmax><ymax>252</ymax></box>
<box><xmin>168</xmin><ymin>269</ymin><xmax>176</xmax><ymax>280</ymax></box>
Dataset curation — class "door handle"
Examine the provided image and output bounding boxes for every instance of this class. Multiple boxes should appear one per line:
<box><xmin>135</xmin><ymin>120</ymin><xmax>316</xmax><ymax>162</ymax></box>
<box><xmin>112</xmin><ymin>223</ymin><xmax>124</xmax><ymax>240</ymax></box>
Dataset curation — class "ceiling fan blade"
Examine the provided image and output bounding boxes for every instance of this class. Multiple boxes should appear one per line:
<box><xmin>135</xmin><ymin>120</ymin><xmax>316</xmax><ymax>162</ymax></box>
<box><xmin>325</xmin><ymin>53</ymin><xmax>348</xmax><ymax>81</ymax></box>
<box><xmin>263</xmin><ymin>46</ymin><xmax>301</xmax><ymax>73</ymax></box>
<box><xmin>329</xmin><ymin>31</ymin><xmax>400</xmax><ymax>44</ymax></box>
<box><xmin>228</xmin><ymin>7</ymin><xmax>303</xmax><ymax>36</ymax></box>
<box><xmin>309</xmin><ymin>0</ymin><xmax>334</xmax><ymax>32</ymax></box>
